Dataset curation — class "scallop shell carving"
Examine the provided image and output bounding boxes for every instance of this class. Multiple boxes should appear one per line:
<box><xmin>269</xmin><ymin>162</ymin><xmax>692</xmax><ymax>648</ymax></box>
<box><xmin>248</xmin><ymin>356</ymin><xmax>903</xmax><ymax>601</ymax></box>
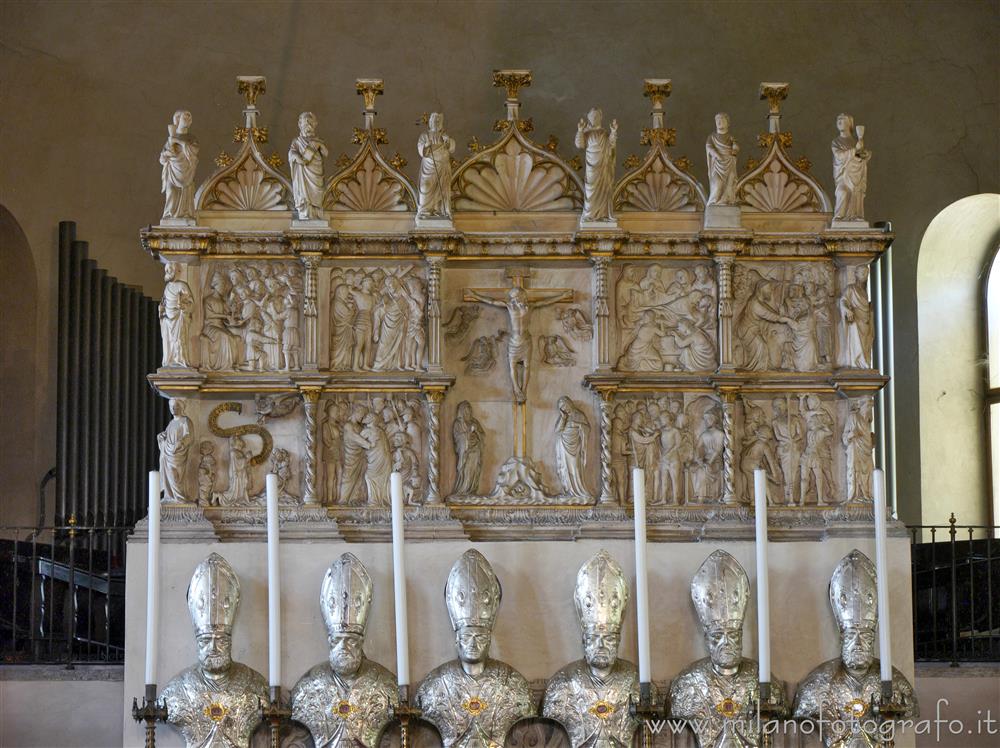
<box><xmin>455</xmin><ymin>137</ymin><xmax>579</xmax><ymax>212</ymax></box>
<box><xmin>326</xmin><ymin>153</ymin><xmax>412</xmax><ymax>212</ymax></box>
<box><xmin>740</xmin><ymin>159</ymin><xmax>816</xmax><ymax>212</ymax></box>
<box><xmin>616</xmin><ymin>156</ymin><xmax>700</xmax><ymax>212</ymax></box>
<box><xmin>203</xmin><ymin>159</ymin><xmax>287</xmax><ymax>211</ymax></box>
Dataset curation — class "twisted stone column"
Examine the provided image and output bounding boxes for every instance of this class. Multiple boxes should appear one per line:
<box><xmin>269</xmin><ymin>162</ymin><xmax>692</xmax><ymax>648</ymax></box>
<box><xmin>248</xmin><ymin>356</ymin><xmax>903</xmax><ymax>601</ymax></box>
<box><xmin>596</xmin><ymin>387</ymin><xmax>616</xmax><ymax>504</ymax></box>
<box><xmin>716</xmin><ymin>255</ymin><xmax>734</xmax><ymax>370</ymax></box>
<box><xmin>721</xmin><ymin>391</ymin><xmax>737</xmax><ymax>504</ymax></box>
<box><xmin>423</xmin><ymin>388</ymin><xmax>444</xmax><ymax>505</ymax></box>
<box><xmin>301</xmin><ymin>388</ymin><xmax>321</xmax><ymax>505</ymax></box>
<box><xmin>426</xmin><ymin>255</ymin><xmax>444</xmax><ymax>373</ymax></box>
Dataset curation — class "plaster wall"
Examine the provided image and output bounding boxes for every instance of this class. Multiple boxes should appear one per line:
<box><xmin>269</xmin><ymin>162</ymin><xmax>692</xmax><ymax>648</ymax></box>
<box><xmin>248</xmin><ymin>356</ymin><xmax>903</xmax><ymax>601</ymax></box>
<box><xmin>916</xmin><ymin>194</ymin><xmax>1000</xmax><ymax>526</ymax></box>
<box><xmin>0</xmin><ymin>1</ymin><xmax>998</xmax><ymax>525</ymax></box>
<box><xmin>0</xmin><ymin>677</ymin><xmax>124</xmax><ymax>747</ymax></box>
<box><xmin>122</xmin><ymin>536</ymin><xmax>916</xmax><ymax>747</ymax></box>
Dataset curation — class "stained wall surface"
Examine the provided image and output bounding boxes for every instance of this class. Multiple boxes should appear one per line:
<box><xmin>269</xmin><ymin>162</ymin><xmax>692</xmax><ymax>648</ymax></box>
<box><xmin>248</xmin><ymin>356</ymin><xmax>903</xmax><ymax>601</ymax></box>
<box><xmin>0</xmin><ymin>1</ymin><xmax>997</xmax><ymax>523</ymax></box>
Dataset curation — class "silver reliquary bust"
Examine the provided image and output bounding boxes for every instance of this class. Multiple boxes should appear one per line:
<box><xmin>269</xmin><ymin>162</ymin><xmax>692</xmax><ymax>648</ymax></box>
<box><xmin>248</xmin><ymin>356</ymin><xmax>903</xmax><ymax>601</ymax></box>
<box><xmin>414</xmin><ymin>548</ymin><xmax>535</xmax><ymax>747</ymax></box>
<box><xmin>160</xmin><ymin>553</ymin><xmax>269</xmax><ymax>748</ymax></box>
<box><xmin>668</xmin><ymin>550</ymin><xmax>788</xmax><ymax>748</ymax></box>
<box><xmin>793</xmin><ymin>550</ymin><xmax>917</xmax><ymax>748</ymax></box>
<box><xmin>542</xmin><ymin>550</ymin><xmax>642</xmax><ymax>747</ymax></box>
<box><xmin>290</xmin><ymin>553</ymin><xmax>399</xmax><ymax>747</ymax></box>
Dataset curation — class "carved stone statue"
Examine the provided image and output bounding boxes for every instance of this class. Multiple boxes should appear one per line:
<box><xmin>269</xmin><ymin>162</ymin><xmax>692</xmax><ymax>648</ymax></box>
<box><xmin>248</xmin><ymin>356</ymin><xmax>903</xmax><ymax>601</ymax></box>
<box><xmin>691</xmin><ymin>409</ymin><xmax>723</xmax><ymax>502</ymax></box>
<box><xmin>340</xmin><ymin>404</ymin><xmax>369</xmax><ymax>503</ymax></box>
<box><xmin>465</xmin><ymin>282</ymin><xmax>571</xmax><ymax>404</ymax></box>
<box><xmin>452</xmin><ymin>401</ymin><xmax>484</xmax><ymax>496</ymax></box>
<box><xmin>416</xmin><ymin>112</ymin><xmax>456</xmax><ymax>220</ymax></box>
<box><xmin>391</xmin><ymin>431</ymin><xmax>420</xmax><ymax>503</ymax></box>
<box><xmin>415</xmin><ymin>549</ymin><xmax>535</xmax><ymax>747</ymax></box>
<box><xmin>289</xmin><ymin>111</ymin><xmax>328</xmax><ymax>221</ymax></box>
<box><xmin>215</xmin><ymin>435</ymin><xmax>254</xmax><ymax>506</ymax></box>
<box><xmin>159</xmin><ymin>262</ymin><xmax>194</xmax><ymax>367</ymax></box>
<box><xmin>291</xmin><ymin>553</ymin><xmax>398</xmax><ymax>747</ymax></box>
<box><xmin>196</xmin><ymin>440</ymin><xmax>217</xmax><ymax>504</ymax></box>
<box><xmin>554</xmin><ymin>396</ymin><xmax>591</xmax><ymax>499</ymax></box>
<box><xmin>201</xmin><ymin>273</ymin><xmax>238</xmax><ymax>371</ymax></box>
<box><xmin>831</xmin><ymin>114</ymin><xmax>870</xmax><ymax>222</ymax></box>
<box><xmin>159</xmin><ymin>110</ymin><xmax>199</xmax><ymax>222</ymax></box>
<box><xmin>839</xmin><ymin>265</ymin><xmax>873</xmax><ymax>369</ymax></box>
<box><xmin>800</xmin><ymin>395</ymin><xmax>835</xmax><ymax>506</ymax></box>
<box><xmin>542</xmin><ymin>551</ymin><xmax>641</xmax><ymax>747</ymax></box>
<box><xmin>793</xmin><ymin>551</ymin><xmax>918</xmax><ymax>747</ymax></box>
<box><xmin>323</xmin><ymin>400</ymin><xmax>344</xmax><ymax>504</ymax></box>
<box><xmin>669</xmin><ymin>550</ymin><xmax>789</xmax><ymax>747</ymax></box>
<box><xmin>539</xmin><ymin>335</ymin><xmax>576</xmax><ymax>367</ymax></box>
<box><xmin>160</xmin><ymin>554</ymin><xmax>268</xmax><ymax>748</ymax></box>
<box><xmin>771</xmin><ymin>397</ymin><xmax>803</xmax><ymax>505</ymax></box>
<box><xmin>575</xmin><ymin>108</ymin><xmax>618</xmax><ymax>223</ymax></box>
<box><xmin>361</xmin><ymin>413</ymin><xmax>391</xmax><ymax>505</ymax></box>
<box><xmin>706</xmin><ymin>113</ymin><xmax>739</xmax><ymax>206</ymax></box>
<box><xmin>843</xmin><ymin>398</ymin><xmax>874</xmax><ymax>502</ymax></box>
<box><xmin>157</xmin><ymin>399</ymin><xmax>193</xmax><ymax>503</ymax></box>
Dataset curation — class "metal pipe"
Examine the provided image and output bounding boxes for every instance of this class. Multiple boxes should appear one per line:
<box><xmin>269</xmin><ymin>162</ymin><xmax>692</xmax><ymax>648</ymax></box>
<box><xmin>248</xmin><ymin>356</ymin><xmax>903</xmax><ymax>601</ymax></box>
<box><xmin>109</xmin><ymin>283</ymin><xmax>122</xmax><ymax>527</ymax></box>
<box><xmin>88</xmin><ymin>267</ymin><xmax>106</xmax><ymax>525</ymax></box>
<box><xmin>128</xmin><ymin>289</ymin><xmax>141</xmax><ymax>524</ymax></box>
<box><xmin>65</xmin><ymin>241</ymin><xmax>86</xmax><ymax>527</ymax></box>
<box><xmin>137</xmin><ymin>296</ymin><xmax>149</xmax><ymax>508</ymax></box>
<box><xmin>99</xmin><ymin>275</ymin><xmax>113</xmax><ymax>527</ymax></box>
<box><xmin>77</xmin><ymin>256</ymin><xmax>95</xmax><ymax>526</ymax></box>
<box><xmin>56</xmin><ymin>222</ymin><xmax>76</xmax><ymax>527</ymax></box>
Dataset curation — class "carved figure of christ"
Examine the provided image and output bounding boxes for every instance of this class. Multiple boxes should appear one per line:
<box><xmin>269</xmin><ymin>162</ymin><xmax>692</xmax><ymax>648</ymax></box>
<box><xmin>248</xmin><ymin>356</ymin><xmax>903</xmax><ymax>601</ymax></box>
<box><xmin>463</xmin><ymin>278</ymin><xmax>573</xmax><ymax>405</ymax></box>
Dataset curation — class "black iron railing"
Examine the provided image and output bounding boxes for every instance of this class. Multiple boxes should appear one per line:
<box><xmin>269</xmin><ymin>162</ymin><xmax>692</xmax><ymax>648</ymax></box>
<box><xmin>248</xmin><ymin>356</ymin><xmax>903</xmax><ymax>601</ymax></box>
<box><xmin>0</xmin><ymin>524</ymin><xmax>130</xmax><ymax>666</ymax></box>
<box><xmin>909</xmin><ymin>516</ymin><xmax>999</xmax><ymax>664</ymax></box>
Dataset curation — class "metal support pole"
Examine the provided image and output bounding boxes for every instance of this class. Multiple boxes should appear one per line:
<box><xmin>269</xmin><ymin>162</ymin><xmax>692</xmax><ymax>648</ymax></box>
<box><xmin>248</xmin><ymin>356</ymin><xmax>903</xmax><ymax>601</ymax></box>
<box><xmin>56</xmin><ymin>222</ymin><xmax>76</xmax><ymax>527</ymax></box>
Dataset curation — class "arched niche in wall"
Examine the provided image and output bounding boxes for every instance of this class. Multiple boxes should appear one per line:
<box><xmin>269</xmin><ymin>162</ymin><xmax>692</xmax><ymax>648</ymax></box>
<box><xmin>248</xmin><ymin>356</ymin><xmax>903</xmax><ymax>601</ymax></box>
<box><xmin>916</xmin><ymin>193</ymin><xmax>1000</xmax><ymax>526</ymax></box>
<box><xmin>0</xmin><ymin>204</ymin><xmax>39</xmax><ymax>527</ymax></box>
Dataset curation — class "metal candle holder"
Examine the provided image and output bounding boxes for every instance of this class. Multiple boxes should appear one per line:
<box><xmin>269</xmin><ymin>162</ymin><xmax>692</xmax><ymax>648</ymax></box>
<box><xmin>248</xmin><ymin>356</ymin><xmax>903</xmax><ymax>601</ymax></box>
<box><xmin>131</xmin><ymin>684</ymin><xmax>168</xmax><ymax>748</ymax></box>
<box><xmin>259</xmin><ymin>685</ymin><xmax>291</xmax><ymax>748</ymax></box>
<box><xmin>756</xmin><ymin>681</ymin><xmax>784</xmax><ymax>748</ymax></box>
<box><xmin>630</xmin><ymin>681</ymin><xmax>659</xmax><ymax>748</ymax></box>
<box><xmin>392</xmin><ymin>684</ymin><xmax>423</xmax><ymax>748</ymax></box>
<box><xmin>873</xmin><ymin>680</ymin><xmax>907</xmax><ymax>748</ymax></box>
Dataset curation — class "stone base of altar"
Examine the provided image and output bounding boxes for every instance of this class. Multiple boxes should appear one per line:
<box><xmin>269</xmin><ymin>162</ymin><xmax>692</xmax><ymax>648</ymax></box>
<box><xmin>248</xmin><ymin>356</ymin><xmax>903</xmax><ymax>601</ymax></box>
<box><xmin>123</xmin><ymin>535</ymin><xmax>916</xmax><ymax>747</ymax></box>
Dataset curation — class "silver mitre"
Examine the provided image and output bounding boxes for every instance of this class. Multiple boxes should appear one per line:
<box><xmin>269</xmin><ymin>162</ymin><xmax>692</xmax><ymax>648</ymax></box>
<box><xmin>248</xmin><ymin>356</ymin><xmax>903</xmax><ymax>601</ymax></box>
<box><xmin>445</xmin><ymin>548</ymin><xmax>501</xmax><ymax>631</ymax></box>
<box><xmin>574</xmin><ymin>549</ymin><xmax>628</xmax><ymax>635</ymax></box>
<box><xmin>320</xmin><ymin>552</ymin><xmax>373</xmax><ymax>636</ymax></box>
<box><xmin>691</xmin><ymin>550</ymin><xmax>749</xmax><ymax>630</ymax></box>
<box><xmin>829</xmin><ymin>549</ymin><xmax>878</xmax><ymax>632</ymax></box>
<box><xmin>187</xmin><ymin>552</ymin><xmax>240</xmax><ymax>635</ymax></box>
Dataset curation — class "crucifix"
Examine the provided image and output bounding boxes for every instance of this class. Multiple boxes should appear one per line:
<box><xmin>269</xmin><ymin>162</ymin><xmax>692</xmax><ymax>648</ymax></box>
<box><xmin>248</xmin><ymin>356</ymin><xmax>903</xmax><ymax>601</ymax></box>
<box><xmin>464</xmin><ymin>268</ymin><xmax>574</xmax><ymax>457</ymax></box>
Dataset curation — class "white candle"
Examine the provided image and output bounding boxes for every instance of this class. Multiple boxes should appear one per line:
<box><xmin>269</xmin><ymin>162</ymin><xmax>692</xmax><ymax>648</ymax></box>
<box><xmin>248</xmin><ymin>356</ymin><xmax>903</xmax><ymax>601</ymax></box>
<box><xmin>632</xmin><ymin>467</ymin><xmax>651</xmax><ymax>683</ymax></box>
<box><xmin>754</xmin><ymin>468</ymin><xmax>770</xmax><ymax>684</ymax></box>
<box><xmin>265</xmin><ymin>473</ymin><xmax>281</xmax><ymax>689</ymax></box>
<box><xmin>144</xmin><ymin>471</ymin><xmax>160</xmax><ymax>686</ymax></box>
<box><xmin>873</xmin><ymin>469</ymin><xmax>893</xmax><ymax>682</ymax></box>
<box><xmin>390</xmin><ymin>472</ymin><xmax>410</xmax><ymax>686</ymax></box>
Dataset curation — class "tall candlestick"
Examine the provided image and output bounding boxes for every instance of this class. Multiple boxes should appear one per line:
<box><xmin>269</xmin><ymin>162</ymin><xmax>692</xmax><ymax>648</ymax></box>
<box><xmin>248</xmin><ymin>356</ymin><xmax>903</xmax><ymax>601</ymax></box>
<box><xmin>144</xmin><ymin>471</ymin><xmax>160</xmax><ymax>687</ymax></box>
<box><xmin>390</xmin><ymin>472</ymin><xmax>410</xmax><ymax>686</ymax></box>
<box><xmin>754</xmin><ymin>469</ymin><xmax>770</xmax><ymax>684</ymax></box>
<box><xmin>632</xmin><ymin>467</ymin><xmax>651</xmax><ymax>683</ymax></box>
<box><xmin>873</xmin><ymin>469</ymin><xmax>892</xmax><ymax>683</ymax></box>
<box><xmin>265</xmin><ymin>473</ymin><xmax>281</xmax><ymax>689</ymax></box>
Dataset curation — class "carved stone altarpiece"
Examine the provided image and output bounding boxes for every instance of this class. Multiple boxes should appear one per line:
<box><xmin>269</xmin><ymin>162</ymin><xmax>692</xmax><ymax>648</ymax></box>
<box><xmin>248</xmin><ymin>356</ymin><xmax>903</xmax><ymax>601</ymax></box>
<box><xmin>144</xmin><ymin>72</ymin><xmax>888</xmax><ymax>542</ymax></box>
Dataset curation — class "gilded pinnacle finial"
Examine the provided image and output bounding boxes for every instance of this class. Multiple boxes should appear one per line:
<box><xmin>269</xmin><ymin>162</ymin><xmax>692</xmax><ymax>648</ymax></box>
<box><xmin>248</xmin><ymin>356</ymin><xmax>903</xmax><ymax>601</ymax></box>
<box><xmin>759</xmin><ymin>82</ymin><xmax>789</xmax><ymax>115</ymax></box>
<box><xmin>643</xmin><ymin>78</ymin><xmax>672</xmax><ymax>108</ymax></box>
<box><xmin>492</xmin><ymin>69</ymin><xmax>532</xmax><ymax>100</ymax></box>
<box><xmin>237</xmin><ymin>76</ymin><xmax>267</xmax><ymax>108</ymax></box>
<box><xmin>356</xmin><ymin>78</ymin><xmax>385</xmax><ymax>112</ymax></box>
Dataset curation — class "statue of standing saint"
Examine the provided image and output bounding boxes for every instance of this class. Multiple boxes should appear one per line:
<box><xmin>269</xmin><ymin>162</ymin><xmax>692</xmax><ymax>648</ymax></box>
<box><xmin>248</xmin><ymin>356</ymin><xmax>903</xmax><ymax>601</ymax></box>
<box><xmin>288</xmin><ymin>112</ymin><xmax>328</xmax><ymax>221</ymax></box>
<box><xmin>839</xmin><ymin>265</ymin><xmax>873</xmax><ymax>369</ymax></box>
<box><xmin>159</xmin><ymin>262</ymin><xmax>194</xmax><ymax>368</ymax></box>
<box><xmin>158</xmin><ymin>399</ymin><xmax>193</xmax><ymax>503</ymax></box>
<box><xmin>159</xmin><ymin>110</ymin><xmax>199</xmax><ymax>223</ymax></box>
<box><xmin>451</xmin><ymin>400</ymin><xmax>484</xmax><ymax>496</ymax></box>
<box><xmin>706</xmin><ymin>113</ymin><xmax>740</xmax><ymax>205</ymax></box>
<box><xmin>416</xmin><ymin>112</ymin><xmax>456</xmax><ymax>221</ymax></box>
<box><xmin>554</xmin><ymin>396</ymin><xmax>591</xmax><ymax>499</ymax></box>
<box><xmin>575</xmin><ymin>108</ymin><xmax>618</xmax><ymax>223</ymax></box>
<box><xmin>831</xmin><ymin>113</ymin><xmax>870</xmax><ymax>222</ymax></box>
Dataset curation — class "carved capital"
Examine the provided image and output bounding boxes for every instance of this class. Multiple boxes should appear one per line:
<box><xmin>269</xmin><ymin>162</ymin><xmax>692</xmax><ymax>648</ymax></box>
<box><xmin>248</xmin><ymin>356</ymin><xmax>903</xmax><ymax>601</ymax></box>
<box><xmin>356</xmin><ymin>78</ymin><xmax>384</xmax><ymax>111</ymax></box>
<box><xmin>759</xmin><ymin>82</ymin><xmax>789</xmax><ymax>115</ymax></box>
<box><xmin>492</xmin><ymin>69</ymin><xmax>532</xmax><ymax>100</ymax></box>
<box><xmin>643</xmin><ymin>78</ymin><xmax>672</xmax><ymax>107</ymax></box>
<box><xmin>237</xmin><ymin>75</ymin><xmax>266</xmax><ymax>107</ymax></box>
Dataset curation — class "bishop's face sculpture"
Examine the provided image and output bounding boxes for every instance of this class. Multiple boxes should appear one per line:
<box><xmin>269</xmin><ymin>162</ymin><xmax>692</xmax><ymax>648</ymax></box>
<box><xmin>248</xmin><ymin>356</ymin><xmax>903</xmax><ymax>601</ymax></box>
<box><xmin>705</xmin><ymin>622</ymin><xmax>743</xmax><ymax>674</ymax></box>
<box><xmin>414</xmin><ymin>549</ymin><xmax>535</xmax><ymax>748</ymax></box>
<box><xmin>542</xmin><ymin>550</ymin><xmax>641</xmax><ymax>748</ymax></box>
<box><xmin>160</xmin><ymin>554</ymin><xmax>269</xmax><ymax>748</ymax></box>
<box><xmin>290</xmin><ymin>553</ymin><xmax>398</xmax><ymax>748</ymax></box>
